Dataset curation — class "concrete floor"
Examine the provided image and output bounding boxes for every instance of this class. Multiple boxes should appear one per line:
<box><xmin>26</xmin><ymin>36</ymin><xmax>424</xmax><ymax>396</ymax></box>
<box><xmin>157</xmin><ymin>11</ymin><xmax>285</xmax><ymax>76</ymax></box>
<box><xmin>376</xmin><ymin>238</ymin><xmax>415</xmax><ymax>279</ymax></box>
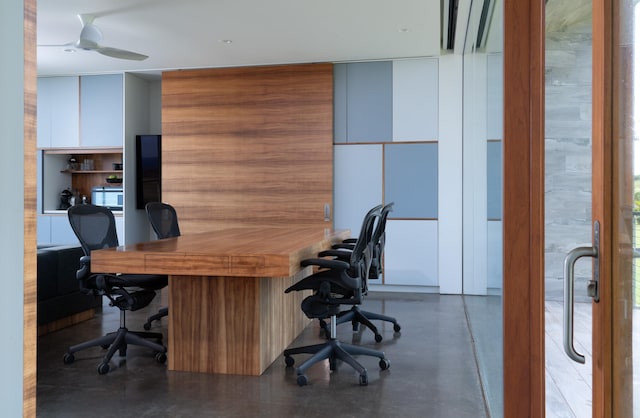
<box><xmin>37</xmin><ymin>292</ymin><xmax>489</xmax><ymax>418</ymax></box>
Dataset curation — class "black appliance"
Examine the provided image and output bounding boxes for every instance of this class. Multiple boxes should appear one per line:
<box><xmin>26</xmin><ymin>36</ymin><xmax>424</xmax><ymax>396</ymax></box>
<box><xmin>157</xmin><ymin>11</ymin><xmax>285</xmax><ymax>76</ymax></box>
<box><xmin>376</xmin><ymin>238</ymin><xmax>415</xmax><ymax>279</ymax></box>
<box><xmin>135</xmin><ymin>134</ymin><xmax>161</xmax><ymax>209</ymax></box>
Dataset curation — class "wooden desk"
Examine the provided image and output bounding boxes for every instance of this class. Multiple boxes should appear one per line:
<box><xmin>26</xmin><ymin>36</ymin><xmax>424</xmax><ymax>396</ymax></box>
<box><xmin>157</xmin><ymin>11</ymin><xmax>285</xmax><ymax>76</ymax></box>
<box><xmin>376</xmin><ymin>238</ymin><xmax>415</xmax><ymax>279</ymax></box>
<box><xmin>91</xmin><ymin>226</ymin><xmax>349</xmax><ymax>376</ymax></box>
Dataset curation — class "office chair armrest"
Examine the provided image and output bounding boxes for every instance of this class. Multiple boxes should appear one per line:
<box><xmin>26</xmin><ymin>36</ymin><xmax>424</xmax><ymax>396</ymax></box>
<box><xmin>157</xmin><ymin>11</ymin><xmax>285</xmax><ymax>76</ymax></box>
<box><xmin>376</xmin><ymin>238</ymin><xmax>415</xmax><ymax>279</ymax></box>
<box><xmin>300</xmin><ymin>257</ymin><xmax>350</xmax><ymax>271</ymax></box>
<box><xmin>332</xmin><ymin>243</ymin><xmax>355</xmax><ymax>250</ymax></box>
<box><xmin>77</xmin><ymin>255</ymin><xmax>91</xmax><ymax>280</ymax></box>
<box><xmin>317</xmin><ymin>249</ymin><xmax>350</xmax><ymax>261</ymax></box>
<box><xmin>342</xmin><ymin>238</ymin><xmax>357</xmax><ymax>244</ymax></box>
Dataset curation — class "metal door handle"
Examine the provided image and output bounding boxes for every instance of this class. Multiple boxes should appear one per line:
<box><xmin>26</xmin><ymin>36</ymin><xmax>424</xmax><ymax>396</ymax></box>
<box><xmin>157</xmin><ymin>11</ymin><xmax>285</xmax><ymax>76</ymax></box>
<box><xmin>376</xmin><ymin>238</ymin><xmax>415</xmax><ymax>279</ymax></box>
<box><xmin>562</xmin><ymin>221</ymin><xmax>600</xmax><ymax>364</ymax></box>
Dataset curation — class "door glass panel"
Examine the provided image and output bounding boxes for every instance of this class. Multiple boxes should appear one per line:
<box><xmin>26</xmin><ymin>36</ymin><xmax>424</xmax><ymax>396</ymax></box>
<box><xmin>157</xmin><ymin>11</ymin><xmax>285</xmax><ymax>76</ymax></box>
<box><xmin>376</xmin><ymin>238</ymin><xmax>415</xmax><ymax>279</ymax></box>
<box><xmin>618</xmin><ymin>0</ymin><xmax>636</xmax><ymax>415</ymax></box>
<box><xmin>544</xmin><ymin>1</ymin><xmax>594</xmax><ymax>416</ymax></box>
<box><xmin>461</xmin><ymin>0</ymin><xmax>503</xmax><ymax>416</ymax></box>
<box><xmin>633</xmin><ymin>5</ymin><xmax>640</xmax><ymax>415</ymax></box>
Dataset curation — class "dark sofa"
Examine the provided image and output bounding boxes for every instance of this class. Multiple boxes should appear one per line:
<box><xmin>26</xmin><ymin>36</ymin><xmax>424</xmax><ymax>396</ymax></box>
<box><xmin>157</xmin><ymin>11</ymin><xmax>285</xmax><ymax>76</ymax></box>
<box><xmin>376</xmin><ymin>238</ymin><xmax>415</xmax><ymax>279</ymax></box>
<box><xmin>37</xmin><ymin>244</ymin><xmax>101</xmax><ymax>328</ymax></box>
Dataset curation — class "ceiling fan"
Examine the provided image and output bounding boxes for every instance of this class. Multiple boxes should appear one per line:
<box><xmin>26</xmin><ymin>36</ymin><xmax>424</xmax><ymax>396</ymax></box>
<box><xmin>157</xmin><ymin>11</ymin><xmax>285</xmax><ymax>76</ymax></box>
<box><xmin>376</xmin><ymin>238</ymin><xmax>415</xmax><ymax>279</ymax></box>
<box><xmin>39</xmin><ymin>14</ymin><xmax>148</xmax><ymax>61</ymax></box>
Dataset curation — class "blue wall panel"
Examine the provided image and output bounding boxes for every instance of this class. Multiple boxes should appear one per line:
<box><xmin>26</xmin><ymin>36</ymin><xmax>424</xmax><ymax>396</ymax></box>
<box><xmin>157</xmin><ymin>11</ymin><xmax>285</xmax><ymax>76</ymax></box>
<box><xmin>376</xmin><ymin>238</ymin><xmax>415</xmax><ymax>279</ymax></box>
<box><xmin>333</xmin><ymin>64</ymin><xmax>348</xmax><ymax>143</ymax></box>
<box><xmin>384</xmin><ymin>143</ymin><xmax>438</xmax><ymax>218</ymax></box>
<box><xmin>346</xmin><ymin>62</ymin><xmax>393</xmax><ymax>142</ymax></box>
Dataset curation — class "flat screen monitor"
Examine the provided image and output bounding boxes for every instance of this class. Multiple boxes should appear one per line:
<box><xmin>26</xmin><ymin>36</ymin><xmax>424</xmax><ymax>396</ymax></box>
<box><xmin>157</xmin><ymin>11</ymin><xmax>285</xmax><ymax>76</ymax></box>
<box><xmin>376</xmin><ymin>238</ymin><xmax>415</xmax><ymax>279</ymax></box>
<box><xmin>135</xmin><ymin>134</ymin><xmax>161</xmax><ymax>210</ymax></box>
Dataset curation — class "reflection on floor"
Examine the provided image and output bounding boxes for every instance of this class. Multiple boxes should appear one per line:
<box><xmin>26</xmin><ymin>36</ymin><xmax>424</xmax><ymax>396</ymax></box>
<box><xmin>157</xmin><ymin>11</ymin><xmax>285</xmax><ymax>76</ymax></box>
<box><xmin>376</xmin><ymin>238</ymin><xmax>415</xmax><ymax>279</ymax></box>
<box><xmin>463</xmin><ymin>295</ymin><xmax>503</xmax><ymax>418</ymax></box>
<box><xmin>37</xmin><ymin>292</ymin><xmax>489</xmax><ymax>418</ymax></box>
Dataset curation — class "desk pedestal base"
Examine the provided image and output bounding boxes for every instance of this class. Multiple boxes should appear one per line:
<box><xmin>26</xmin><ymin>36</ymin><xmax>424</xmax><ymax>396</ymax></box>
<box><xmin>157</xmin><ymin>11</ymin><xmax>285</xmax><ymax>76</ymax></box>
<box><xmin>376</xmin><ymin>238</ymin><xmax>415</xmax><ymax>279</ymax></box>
<box><xmin>167</xmin><ymin>270</ymin><xmax>311</xmax><ymax>375</ymax></box>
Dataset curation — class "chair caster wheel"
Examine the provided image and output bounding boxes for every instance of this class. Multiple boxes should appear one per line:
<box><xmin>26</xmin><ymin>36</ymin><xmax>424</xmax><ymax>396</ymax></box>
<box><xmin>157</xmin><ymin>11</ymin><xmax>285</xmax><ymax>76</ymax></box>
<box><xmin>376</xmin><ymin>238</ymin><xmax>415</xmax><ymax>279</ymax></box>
<box><xmin>359</xmin><ymin>374</ymin><xmax>368</xmax><ymax>386</ymax></box>
<box><xmin>329</xmin><ymin>356</ymin><xmax>337</xmax><ymax>371</ymax></box>
<box><xmin>119</xmin><ymin>348</ymin><xmax>127</xmax><ymax>357</ymax></box>
<box><xmin>284</xmin><ymin>356</ymin><xmax>295</xmax><ymax>367</ymax></box>
<box><xmin>379</xmin><ymin>358</ymin><xmax>390</xmax><ymax>370</ymax></box>
<box><xmin>393</xmin><ymin>323</ymin><xmax>401</xmax><ymax>332</ymax></box>
<box><xmin>143</xmin><ymin>322</ymin><xmax>152</xmax><ymax>331</ymax></box>
<box><xmin>97</xmin><ymin>363</ymin><xmax>110</xmax><ymax>375</ymax></box>
<box><xmin>63</xmin><ymin>353</ymin><xmax>75</xmax><ymax>364</ymax></box>
<box><xmin>155</xmin><ymin>352</ymin><xmax>167</xmax><ymax>364</ymax></box>
<box><xmin>100</xmin><ymin>344</ymin><xmax>110</xmax><ymax>350</ymax></box>
<box><xmin>296</xmin><ymin>374</ymin><xmax>308</xmax><ymax>386</ymax></box>
<box><xmin>374</xmin><ymin>333</ymin><xmax>383</xmax><ymax>343</ymax></box>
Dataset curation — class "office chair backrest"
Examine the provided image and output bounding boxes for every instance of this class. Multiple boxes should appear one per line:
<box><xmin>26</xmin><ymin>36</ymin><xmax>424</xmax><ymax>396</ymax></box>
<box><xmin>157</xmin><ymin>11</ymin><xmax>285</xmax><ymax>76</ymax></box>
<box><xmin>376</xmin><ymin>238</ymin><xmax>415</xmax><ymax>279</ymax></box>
<box><xmin>349</xmin><ymin>205</ymin><xmax>382</xmax><ymax>279</ymax></box>
<box><xmin>67</xmin><ymin>204</ymin><xmax>119</xmax><ymax>256</ymax></box>
<box><xmin>372</xmin><ymin>202</ymin><xmax>393</xmax><ymax>247</ymax></box>
<box><xmin>369</xmin><ymin>202</ymin><xmax>394</xmax><ymax>279</ymax></box>
<box><xmin>145</xmin><ymin>202</ymin><xmax>181</xmax><ymax>239</ymax></box>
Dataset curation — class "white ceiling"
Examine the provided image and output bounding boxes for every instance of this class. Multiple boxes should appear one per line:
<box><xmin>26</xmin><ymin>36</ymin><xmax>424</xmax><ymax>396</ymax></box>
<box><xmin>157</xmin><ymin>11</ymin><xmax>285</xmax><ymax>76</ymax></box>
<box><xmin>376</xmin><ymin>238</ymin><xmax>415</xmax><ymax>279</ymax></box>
<box><xmin>37</xmin><ymin>0</ymin><xmax>442</xmax><ymax>77</ymax></box>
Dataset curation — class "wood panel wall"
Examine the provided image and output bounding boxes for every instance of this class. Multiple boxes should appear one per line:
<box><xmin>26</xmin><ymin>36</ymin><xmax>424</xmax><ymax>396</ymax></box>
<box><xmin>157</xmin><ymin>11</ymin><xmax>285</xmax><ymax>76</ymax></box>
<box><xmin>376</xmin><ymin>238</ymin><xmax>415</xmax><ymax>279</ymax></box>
<box><xmin>24</xmin><ymin>0</ymin><xmax>37</xmax><ymax>414</ymax></box>
<box><xmin>161</xmin><ymin>64</ymin><xmax>334</xmax><ymax>234</ymax></box>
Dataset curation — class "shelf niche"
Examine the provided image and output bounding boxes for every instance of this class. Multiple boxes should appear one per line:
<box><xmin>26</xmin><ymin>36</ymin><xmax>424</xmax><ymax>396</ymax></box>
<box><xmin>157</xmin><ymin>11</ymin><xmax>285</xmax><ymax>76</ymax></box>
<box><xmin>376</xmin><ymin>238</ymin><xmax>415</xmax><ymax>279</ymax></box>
<box><xmin>42</xmin><ymin>148</ymin><xmax>123</xmax><ymax>212</ymax></box>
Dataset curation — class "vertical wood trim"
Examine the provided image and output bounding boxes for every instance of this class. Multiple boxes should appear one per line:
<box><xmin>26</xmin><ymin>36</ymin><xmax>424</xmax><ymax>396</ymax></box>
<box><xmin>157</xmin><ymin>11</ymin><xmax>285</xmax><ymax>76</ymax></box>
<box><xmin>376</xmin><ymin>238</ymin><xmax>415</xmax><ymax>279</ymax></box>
<box><xmin>502</xmin><ymin>0</ymin><xmax>546</xmax><ymax>416</ymax></box>
<box><xmin>592</xmin><ymin>0</ymin><xmax>614</xmax><ymax>416</ymax></box>
<box><xmin>23</xmin><ymin>0</ymin><xmax>37</xmax><ymax>415</ymax></box>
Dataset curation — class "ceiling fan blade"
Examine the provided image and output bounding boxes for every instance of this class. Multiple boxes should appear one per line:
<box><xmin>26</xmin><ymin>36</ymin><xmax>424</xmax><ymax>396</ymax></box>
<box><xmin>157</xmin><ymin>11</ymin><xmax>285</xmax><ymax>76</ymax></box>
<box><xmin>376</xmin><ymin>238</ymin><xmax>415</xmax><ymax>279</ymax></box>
<box><xmin>96</xmin><ymin>46</ymin><xmax>148</xmax><ymax>61</ymax></box>
<box><xmin>38</xmin><ymin>42</ymin><xmax>75</xmax><ymax>48</ymax></box>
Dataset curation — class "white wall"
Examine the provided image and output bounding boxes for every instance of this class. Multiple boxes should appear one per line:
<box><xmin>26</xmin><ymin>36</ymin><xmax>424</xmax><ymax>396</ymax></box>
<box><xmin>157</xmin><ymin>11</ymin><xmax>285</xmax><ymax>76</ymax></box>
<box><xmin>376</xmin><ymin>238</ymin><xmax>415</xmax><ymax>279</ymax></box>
<box><xmin>124</xmin><ymin>73</ymin><xmax>152</xmax><ymax>244</ymax></box>
<box><xmin>438</xmin><ymin>54</ymin><xmax>464</xmax><ymax>294</ymax></box>
<box><xmin>0</xmin><ymin>0</ymin><xmax>26</xmax><ymax>414</ymax></box>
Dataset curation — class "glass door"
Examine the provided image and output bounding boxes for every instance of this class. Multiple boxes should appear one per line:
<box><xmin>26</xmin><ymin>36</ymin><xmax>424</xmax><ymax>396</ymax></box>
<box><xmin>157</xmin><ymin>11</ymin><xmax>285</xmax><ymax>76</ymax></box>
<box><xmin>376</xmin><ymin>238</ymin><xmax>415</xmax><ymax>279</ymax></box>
<box><xmin>559</xmin><ymin>0</ymin><xmax>638</xmax><ymax>415</ymax></box>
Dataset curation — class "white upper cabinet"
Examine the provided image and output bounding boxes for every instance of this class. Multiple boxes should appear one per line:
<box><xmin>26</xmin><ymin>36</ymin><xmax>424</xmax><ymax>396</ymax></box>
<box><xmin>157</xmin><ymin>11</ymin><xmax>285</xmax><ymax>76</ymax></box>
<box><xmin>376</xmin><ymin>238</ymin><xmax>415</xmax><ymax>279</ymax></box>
<box><xmin>392</xmin><ymin>58</ymin><xmax>439</xmax><ymax>142</ymax></box>
<box><xmin>37</xmin><ymin>77</ymin><xmax>80</xmax><ymax>148</ymax></box>
<box><xmin>80</xmin><ymin>74</ymin><xmax>124</xmax><ymax>147</ymax></box>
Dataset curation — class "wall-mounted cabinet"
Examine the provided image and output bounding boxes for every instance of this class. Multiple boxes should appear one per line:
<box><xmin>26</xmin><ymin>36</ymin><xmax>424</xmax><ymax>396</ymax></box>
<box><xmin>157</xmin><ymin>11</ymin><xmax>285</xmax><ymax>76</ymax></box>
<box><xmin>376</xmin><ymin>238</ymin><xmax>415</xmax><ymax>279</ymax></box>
<box><xmin>37</xmin><ymin>74</ymin><xmax>124</xmax><ymax>149</ymax></box>
<box><xmin>80</xmin><ymin>75</ymin><xmax>124</xmax><ymax>147</ymax></box>
<box><xmin>333</xmin><ymin>58</ymin><xmax>441</xmax><ymax>288</ymax></box>
<box><xmin>37</xmin><ymin>77</ymin><xmax>80</xmax><ymax>148</ymax></box>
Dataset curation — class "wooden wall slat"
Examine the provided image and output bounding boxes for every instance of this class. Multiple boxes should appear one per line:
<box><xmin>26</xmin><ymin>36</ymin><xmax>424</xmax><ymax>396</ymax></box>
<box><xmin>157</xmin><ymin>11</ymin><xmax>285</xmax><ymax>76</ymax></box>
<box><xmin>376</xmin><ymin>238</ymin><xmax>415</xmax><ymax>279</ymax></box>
<box><xmin>24</xmin><ymin>0</ymin><xmax>37</xmax><ymax>415</ymax></box>
<box><xmin>161</xmin><ymin>64</ymin><xmax>334</xmax><ymax>233</ymax></box>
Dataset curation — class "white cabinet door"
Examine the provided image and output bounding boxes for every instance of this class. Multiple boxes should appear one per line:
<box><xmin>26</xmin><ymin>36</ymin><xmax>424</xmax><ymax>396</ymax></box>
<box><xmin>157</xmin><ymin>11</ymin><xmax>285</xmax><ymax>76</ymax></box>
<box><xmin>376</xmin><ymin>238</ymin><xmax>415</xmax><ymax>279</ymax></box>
<box><xmin>80</xmin><ymin>74</ymin><xmax>123</xmax><ymax>147</ymax></box>
<box><xmin>37</xmin><ymin>77</ymin><xmax>80</xmax><ymax>148</ymax></box>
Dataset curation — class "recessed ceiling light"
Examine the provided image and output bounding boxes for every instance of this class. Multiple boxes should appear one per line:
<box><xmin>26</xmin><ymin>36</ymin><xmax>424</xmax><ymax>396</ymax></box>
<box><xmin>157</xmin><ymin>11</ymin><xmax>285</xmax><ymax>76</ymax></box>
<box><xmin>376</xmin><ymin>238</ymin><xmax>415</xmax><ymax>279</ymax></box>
<box><xmin>219</xmin><ymin>39</ymin><xmax>233</xmax><ymax>44</ymax></box>
<box><xmin>398</xmin><ymin>28</ymin><xmax>410</xmax><ymax>33</ymax></box>
<box><xmin>64</xmin><ymin>48</ymin><xmax>76</xmax><ymax>53</ymax></box>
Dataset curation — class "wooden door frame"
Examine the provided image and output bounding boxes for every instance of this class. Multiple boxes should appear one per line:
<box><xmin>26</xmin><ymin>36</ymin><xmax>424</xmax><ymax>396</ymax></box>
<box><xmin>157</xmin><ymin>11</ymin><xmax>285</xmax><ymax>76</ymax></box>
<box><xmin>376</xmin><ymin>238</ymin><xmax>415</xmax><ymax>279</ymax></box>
<box><xmin>591</xmin><ymin>0</ymin><xmax>613</xmax><ymax>415</ymax></box>
<box><xmin>502</xmin><ymin>0</ymin><xmax>546</xmax><ymax>416</ymax></box>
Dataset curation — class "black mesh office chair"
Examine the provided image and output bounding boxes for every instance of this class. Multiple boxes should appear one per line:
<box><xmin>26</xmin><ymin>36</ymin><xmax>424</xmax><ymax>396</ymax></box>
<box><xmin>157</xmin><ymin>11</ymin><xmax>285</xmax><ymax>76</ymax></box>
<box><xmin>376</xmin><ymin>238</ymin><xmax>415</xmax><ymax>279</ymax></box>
<box><xmin>319</xmin><ymin>202</ymin><xmax>401</xmax><ymax>341</ymax></box>
<box><xmin>283</xmin><ymin>205</ymin><xmax>390</xmax><ymax>386</ymax></box>
<box><xmin>143</xmin><ymin>202</ymin><xmax>180</xmax><ymax>330</ymax></box>
<box><xmin>63</xmin><ymin>204</ymin><xmax>168</xmax><ymax>374</ymax></box>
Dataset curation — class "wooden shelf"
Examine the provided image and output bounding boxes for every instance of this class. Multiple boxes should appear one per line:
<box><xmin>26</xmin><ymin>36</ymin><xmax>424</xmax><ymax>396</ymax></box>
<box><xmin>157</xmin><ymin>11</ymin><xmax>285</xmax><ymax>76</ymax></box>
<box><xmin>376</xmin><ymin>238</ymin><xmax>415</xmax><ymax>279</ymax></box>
<box><xmin>43</xmin><ymin>147</ymin><xmax>122</xmax><ymax>155</ymax></box>
<box><xmin>61</xmin><ymin>170</ymin><xmax>122</xmax><ymax>174</ymax></box>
